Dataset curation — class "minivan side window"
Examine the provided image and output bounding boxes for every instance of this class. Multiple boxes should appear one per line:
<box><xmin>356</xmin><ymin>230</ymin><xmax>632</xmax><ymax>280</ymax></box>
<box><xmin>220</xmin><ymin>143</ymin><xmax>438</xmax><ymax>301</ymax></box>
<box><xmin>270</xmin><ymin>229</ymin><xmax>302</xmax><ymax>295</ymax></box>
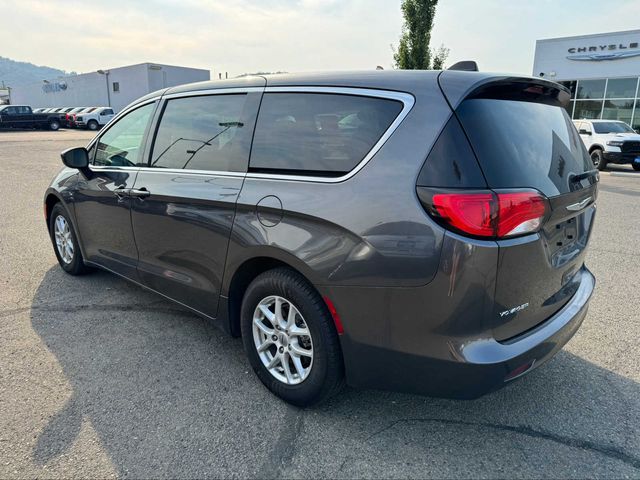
<box><xmin>150</xmin><ymin>94</ymin><xmax>251</xmax><ymax>172</ymax></box>
<box><xmin>94</xmin><ymin>102</ymin><xmax>155</xmax><ymax>167</ymax></box>
<box><xmin>249</xmin><ymin>93</ymin><xmax>403</xmax><ymax>176</ymax></box>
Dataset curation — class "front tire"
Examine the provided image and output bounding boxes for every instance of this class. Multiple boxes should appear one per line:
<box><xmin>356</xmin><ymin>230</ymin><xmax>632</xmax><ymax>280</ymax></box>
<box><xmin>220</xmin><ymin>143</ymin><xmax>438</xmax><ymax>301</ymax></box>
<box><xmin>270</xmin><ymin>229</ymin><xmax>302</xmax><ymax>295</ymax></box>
<box><xmin>240</xmin><ymin>268</ymin><xmax>344</xmax><ymax>406</ymax></box>
<box><xmin>49</xmin><ymin>203</ymin><xmax>90</xmax><ymax>275</ymax></box>
<box><xmin>632</xmin><ymin>163</ymin><xmax>640</xmax><ymax>171</ymax></box>
<box><xmin>87</xmin><ymin>120</ymin><xmax>99</xmax><ymax>131</ymax></box>
<box><xmin>591</xmin><ymin>149</ymin><xmax>607</xmax><ymax>171</ymax></box>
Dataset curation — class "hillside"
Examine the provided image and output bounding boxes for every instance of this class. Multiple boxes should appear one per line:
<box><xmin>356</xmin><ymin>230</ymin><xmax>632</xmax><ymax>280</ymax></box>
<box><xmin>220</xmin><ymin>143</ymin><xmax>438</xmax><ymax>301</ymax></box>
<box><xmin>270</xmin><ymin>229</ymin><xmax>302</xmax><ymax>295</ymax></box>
<box><xmin>0</xmin><ymin>56</ymin><xmax>69</xmax><ymax>88</ymax></box>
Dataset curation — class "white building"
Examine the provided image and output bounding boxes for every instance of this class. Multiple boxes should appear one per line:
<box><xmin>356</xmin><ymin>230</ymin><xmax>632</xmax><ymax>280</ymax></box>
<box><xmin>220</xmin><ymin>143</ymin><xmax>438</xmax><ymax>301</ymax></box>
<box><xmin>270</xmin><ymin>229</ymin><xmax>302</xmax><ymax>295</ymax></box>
<box><xmin>10</xmin><ymin>62</ymin><xmax>210</xmax><ymax>112</ymax></box>
<box><xmin>533</xmin><ymin>29</ymin><xmax>640</xmax><ymax>129</ymax></box>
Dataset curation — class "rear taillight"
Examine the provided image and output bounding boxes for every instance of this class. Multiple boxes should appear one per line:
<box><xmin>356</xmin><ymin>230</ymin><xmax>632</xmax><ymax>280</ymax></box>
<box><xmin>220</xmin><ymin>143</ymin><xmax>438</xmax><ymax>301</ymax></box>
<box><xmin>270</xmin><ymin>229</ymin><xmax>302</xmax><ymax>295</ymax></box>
<box><xmin>418</xmin><ymin>188</ymin><xmax>549</xmax><ymax>239</ymax></box>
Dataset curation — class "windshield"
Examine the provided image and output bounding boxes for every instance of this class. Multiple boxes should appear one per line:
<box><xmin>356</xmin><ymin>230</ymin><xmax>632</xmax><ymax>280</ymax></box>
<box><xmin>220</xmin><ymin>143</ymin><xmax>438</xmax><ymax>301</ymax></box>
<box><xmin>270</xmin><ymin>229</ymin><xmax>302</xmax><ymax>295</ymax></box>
<box><xmin>592</xmin><ymin>122</ymin><xmax>635</xmax><ymax>134</ymax></box>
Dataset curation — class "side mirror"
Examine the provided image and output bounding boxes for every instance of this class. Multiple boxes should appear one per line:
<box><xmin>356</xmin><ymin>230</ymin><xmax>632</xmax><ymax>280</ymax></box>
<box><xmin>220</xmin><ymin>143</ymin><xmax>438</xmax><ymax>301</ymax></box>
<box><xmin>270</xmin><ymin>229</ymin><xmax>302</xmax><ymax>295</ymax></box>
<box><xmin>579</xmin><ymin>129</ymin><xmax>591</xmax><ymax>135</ymax></box>
<box><xmin>60</xmin><ymin>147</ymin><xmax>89</xmax><ymax>169</ymax></box>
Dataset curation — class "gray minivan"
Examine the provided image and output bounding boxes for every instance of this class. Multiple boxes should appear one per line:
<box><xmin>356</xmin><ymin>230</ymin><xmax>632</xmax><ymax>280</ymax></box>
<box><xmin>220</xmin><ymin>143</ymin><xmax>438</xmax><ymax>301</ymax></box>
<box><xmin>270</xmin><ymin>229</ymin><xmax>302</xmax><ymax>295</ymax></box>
<box><xmin>44</xmin><ymin>71</ymin><xmax>597</xmax><ymax>405</ymax></box>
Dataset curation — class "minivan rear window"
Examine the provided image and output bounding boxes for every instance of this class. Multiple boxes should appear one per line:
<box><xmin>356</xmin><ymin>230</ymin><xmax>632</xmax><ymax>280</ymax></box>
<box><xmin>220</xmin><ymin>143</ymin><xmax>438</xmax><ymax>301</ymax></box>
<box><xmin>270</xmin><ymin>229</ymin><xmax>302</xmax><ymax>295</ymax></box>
<box><xmin>249</xmin><ymin>93</ymin><xmax>403</xmax><ymax>176</ymax></box>
<box><xmin>456</xmin><ymin>99</ymin><xmax>593</xmax><ymax>197</ymax></box>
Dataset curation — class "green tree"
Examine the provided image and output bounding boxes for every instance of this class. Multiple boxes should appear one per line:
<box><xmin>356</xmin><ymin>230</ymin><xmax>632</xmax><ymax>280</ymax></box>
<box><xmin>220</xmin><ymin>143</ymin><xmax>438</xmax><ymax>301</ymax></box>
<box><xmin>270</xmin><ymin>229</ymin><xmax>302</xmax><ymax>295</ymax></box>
<box><xmin>393</xmin><ymin>0</ymin><xmax>449</xmax><ymax>70</ymax></box>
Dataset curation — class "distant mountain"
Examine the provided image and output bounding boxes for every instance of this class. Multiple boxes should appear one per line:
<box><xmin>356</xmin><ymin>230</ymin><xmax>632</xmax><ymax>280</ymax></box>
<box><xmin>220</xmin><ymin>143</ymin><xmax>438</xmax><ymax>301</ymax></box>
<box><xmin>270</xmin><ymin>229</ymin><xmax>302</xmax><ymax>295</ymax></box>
<box><xmin>0</xmin><ymin>56</ymin><xmax>71</xmax><ymax>88</ymax></box>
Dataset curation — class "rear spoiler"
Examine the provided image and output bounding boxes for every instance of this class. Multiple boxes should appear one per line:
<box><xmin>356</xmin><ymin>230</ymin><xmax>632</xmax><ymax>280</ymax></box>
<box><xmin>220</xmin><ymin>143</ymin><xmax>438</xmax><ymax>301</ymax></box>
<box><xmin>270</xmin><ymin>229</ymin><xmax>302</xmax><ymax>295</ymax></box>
<box><xmin>438</xmin><ymin>71</ymin><xmax>571</xmax><ymax>110</ymax></box>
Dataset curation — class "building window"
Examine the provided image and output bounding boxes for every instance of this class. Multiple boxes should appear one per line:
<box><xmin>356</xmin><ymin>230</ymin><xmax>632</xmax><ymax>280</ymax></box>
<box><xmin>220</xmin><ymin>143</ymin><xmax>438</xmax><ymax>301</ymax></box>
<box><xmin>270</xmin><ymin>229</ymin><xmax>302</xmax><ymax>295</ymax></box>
<box><xmin>576</xmin><ymin>79</ymin><xmax>606</xmax><ymax>99</ymax></box>
<box><xmin>574</xmin><ymin>100</ymin><xmax>603</xmax><ymax>119</ymax></box>
<box><xmin>112</xmin><ymin>82</ymin><xmax>120</xmax><ymax>93</ymax></box>
<box><xmin>605</xmin><ymin>78</ymin><xmax>638</xmax><ymax>99</ymax></box>
<box><xmin>602</xmin><ymin>99</ymin><xmax>634</xmax><ymax>124</ymax></box>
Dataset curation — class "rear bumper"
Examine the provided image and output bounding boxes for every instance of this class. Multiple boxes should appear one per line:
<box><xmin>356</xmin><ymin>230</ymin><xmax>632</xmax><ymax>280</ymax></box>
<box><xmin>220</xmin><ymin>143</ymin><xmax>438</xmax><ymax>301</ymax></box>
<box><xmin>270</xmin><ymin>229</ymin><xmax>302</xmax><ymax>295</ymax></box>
<box><xmin>335</xmin><ymin>267</ymin><xmax>595</xmax><ymax>399</ymax></box>
<box><xmin>603</xmin><ymin>151</ymin><xmax>640</xmax><ymax>164</ymax></box>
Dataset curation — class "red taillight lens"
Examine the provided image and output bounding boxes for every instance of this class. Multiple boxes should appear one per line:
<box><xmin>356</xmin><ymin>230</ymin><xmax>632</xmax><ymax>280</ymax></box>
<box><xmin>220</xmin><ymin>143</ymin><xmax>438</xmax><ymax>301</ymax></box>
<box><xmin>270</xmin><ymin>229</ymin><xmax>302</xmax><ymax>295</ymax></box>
<box><xmin>424</xmin><ymin>189</ymin><xmax>548</xmax><ymax>239</ymax></box>
<box><xmin>431</xmin><ymin>192</ymin><xmax>495</xmax><ymax>237</ymax></box>
<box><xmin>496</xmin><ymin>192</ymin><xmax>547</xmax><ymax>237</ymax></box>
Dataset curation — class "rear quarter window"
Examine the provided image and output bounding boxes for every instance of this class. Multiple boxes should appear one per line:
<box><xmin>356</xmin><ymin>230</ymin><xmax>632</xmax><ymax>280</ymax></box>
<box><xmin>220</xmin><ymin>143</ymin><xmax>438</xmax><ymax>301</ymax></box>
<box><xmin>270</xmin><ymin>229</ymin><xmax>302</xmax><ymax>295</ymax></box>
<box><xmin>249</xmin><ymin>93</ymin><xmax>403</xmax><ymax>176</ymax></box>
<box><xmin>457</xmin><ymin>99</ymin><xmax>593</xmax><ymax>197</ymax></box>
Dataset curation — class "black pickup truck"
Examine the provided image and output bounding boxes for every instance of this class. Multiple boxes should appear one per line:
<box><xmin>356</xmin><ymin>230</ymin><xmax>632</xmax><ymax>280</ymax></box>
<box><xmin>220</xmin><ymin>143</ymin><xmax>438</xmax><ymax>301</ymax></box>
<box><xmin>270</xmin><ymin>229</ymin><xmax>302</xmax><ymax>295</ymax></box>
<box><xmin>0</xmin><ymin>105</ymin><xmax>63</xmax><ymax>131</ymax></box>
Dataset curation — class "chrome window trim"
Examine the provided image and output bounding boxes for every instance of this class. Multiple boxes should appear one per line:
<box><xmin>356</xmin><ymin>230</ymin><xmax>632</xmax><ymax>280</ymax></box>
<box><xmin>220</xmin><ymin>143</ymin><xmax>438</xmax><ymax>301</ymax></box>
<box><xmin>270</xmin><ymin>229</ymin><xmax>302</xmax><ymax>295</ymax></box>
<box><xmin>136</xmin><ymin>167</ymin><xmax>246</xmax><ymax>177</ymax></box>
<box><xmin>88</xmin><ymin>165</ymin><xmax>246</xmax><ymax>177</ymax></box>
<box><xmin>88</xmin><ymin>87</ymin><xmax>415</xmax><ymax>182</ymax></box>
<box><xmin>163</xmin><ymin>86</ymin><xmax>264</xmax><ymax>99</ymax></box>
<box><xmin>246</xmin><ymin>86</ymin><xmax>415</xmax><ymax>183</ymax></box>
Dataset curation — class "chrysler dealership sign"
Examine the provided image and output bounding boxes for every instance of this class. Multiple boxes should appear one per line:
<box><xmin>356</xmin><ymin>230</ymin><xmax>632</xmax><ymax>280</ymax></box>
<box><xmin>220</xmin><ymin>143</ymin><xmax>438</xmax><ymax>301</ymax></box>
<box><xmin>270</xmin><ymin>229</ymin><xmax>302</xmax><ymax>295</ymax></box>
<box><xmin>567</xmin><ymin>42</ymin><xmax>640</xmax><ymax>61</ymax></box>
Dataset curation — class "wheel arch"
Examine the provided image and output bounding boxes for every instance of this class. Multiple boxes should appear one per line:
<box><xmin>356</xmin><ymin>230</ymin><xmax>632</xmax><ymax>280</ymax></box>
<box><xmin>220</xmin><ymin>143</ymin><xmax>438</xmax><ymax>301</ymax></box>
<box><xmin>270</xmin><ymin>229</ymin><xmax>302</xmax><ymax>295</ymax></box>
<box><xmin>589</xmin><ymin>144</ymin><xmax>604</xmax><ymax>154</ymax></box>
<box><xmin>44</xmin><ymin>189</ymin><xmax>88</xmax><ymax>260</ymax></box>
<box><xmin>224</xmin><ymin>254</ymin><xmax>322</xmax><ymax>338</ymax></box>
<box><xmin>44</xmin><ymin>191</ymin><xmax>64</xmax><ymax>227</ymax></box>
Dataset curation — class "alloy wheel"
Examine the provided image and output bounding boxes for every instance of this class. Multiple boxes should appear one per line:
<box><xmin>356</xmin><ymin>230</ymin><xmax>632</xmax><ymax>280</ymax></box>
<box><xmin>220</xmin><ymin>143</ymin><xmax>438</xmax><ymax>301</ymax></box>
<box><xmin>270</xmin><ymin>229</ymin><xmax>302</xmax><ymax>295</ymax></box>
<box><xmin>252</xmin><ymin>295</ymin><xmax>314</xmax><ymax>385</ymax></box>
<box><xmin>54</xmin><ymin>215</ymin><xmax>74</xmax><ymax>264</ymax></box>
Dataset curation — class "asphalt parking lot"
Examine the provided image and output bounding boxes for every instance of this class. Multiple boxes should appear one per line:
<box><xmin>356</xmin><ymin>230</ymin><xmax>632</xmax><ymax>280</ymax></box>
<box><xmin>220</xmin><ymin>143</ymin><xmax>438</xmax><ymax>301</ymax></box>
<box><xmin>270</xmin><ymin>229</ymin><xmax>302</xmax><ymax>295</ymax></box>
<box><xmin>0</xmin><ymin>129</ymin><xmax>639</xmax><ymax>479</ymax></box>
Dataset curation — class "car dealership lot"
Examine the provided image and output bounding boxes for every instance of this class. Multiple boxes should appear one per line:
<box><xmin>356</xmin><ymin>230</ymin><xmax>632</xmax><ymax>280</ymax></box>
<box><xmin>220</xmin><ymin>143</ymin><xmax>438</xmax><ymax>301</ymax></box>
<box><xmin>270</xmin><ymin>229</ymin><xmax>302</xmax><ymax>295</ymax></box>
<box><xmin>0</xmin><ymin>130</ymin><xmax>639</xmax><ymax>478</ymax></box>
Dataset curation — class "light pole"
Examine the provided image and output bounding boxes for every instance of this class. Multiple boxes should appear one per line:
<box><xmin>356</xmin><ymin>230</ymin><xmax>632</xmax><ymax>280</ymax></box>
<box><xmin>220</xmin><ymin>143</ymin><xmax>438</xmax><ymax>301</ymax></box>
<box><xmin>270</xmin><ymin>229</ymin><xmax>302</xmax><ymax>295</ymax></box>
<box><xmin>97</xmin><ymin>69</ymin><xmax>111</xmax><ymax>107</ymax></box>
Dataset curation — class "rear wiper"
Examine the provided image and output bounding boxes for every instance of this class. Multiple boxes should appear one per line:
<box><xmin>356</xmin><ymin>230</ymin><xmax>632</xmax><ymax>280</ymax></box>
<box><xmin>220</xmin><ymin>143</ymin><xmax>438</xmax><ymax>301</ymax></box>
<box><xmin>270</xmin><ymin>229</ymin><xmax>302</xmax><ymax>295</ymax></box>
<box><xmin>569</xmin><ymin>169</ymin><xmax>599</xmax><ymax>183</ymax></box>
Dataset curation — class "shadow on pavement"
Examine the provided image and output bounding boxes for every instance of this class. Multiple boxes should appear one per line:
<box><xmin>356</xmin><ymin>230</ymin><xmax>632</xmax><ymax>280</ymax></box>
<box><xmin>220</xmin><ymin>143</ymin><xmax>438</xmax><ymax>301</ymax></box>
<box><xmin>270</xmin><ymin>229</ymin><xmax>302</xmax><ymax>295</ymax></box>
<box><xmin>30</xmin><ymin>266</ymin><xmax>640</xmax><ymax>478</ymax></box>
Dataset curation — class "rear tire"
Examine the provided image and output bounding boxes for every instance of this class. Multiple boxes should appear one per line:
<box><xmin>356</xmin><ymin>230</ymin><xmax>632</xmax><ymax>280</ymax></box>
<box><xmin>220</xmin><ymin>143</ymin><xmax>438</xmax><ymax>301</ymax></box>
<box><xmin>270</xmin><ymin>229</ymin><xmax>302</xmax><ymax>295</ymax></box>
<box><xmin>49</xmin><ymin>120</ymin><xmax>60</xmax><ymax>131</ymax></box>
<box><xmin>49</xmin><ymin>203</ymin><xmax>91</xmax><ymax>275</ymax></box>
<box><xmin>87</xmin><ymin>120</ymin><xmax>99</xmax><ymax>131</ymax></box>
<box><xmin>591</xmin><ymin>149</ymin><xmax>606</xmax><ymax>170</ymax></box>
<box><xmin>240</xmin><ymin>267</ymin><xmax>344</xmax><ymax>406</ymax></box>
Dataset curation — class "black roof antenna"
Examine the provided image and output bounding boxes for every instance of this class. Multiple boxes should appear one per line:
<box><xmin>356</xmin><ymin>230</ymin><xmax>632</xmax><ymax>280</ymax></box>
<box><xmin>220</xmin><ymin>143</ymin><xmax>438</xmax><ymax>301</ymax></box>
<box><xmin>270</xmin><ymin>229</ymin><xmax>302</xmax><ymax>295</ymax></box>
<box><xmin>447</xmin><ymin>61</ymin><xmax>479</xmax><ymax>72</ymax></box>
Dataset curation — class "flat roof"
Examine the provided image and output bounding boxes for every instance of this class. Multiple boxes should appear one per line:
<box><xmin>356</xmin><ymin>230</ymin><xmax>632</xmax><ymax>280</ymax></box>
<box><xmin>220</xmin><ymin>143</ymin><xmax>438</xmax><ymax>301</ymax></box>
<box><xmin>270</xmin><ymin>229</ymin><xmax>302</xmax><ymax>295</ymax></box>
<box><xmin>537</xmin><ymin>29</ymin><xmax>640</xmax><ymax>44</ymax></box>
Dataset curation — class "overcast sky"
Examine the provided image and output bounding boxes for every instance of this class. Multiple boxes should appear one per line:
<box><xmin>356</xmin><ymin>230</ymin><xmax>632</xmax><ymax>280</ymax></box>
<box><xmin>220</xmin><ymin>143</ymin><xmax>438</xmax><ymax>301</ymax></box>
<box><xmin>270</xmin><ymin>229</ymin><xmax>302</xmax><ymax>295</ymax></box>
<box><xmin>2</xmin><ymin>0</ymin><xmax>640</xmax><ymax>77</ymax></box>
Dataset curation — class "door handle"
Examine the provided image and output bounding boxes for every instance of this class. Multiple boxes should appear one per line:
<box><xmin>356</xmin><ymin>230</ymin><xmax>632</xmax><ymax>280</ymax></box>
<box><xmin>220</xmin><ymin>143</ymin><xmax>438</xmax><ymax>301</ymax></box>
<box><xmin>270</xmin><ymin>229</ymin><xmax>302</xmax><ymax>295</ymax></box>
<box><xmin>113</xmin><ymin>187</ymin><xmax>129</xmax><ymax>199</ymax></box>
<box><xmin>129</xmin><ymin>187</ymin><xmax>150</xmax><ymax>198</ymax></box>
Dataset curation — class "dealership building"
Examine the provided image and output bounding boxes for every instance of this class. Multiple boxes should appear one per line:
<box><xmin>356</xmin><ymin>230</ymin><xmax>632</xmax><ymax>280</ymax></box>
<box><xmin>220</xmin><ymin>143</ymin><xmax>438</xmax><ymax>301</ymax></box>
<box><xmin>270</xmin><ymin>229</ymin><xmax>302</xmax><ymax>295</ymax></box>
<box><xmin>9</xmin><ymin>62</ymin><xmax>210</xmax><ymax>112</ymax></box>
<box><xmin>534</xmin><ymin>29</ymin><xmax>640</xmax><ymax>130</ymax></box>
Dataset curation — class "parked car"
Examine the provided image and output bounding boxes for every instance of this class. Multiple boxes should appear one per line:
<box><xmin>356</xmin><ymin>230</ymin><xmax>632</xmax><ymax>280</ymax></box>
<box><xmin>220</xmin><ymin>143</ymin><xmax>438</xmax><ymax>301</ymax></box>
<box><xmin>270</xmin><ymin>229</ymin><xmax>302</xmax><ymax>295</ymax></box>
<box><xmin>60</xmin><ymin>107</ymin><xmax>86</xmax><ymax>128</ymax></box>
<box><xmin>44</xmin><ymin>71</ymin><xmax>597</xmax><ymax>406</ymax></box>
<box><xmin>0</xmin><ymin>105</ymin><xmax>62</xmax><ymax>130</ymax></box>
<box><xmin>574</xmin><ymin>119</ymin><xmax>640</xmax><ymax>171</ymax></box>
<box><xmin>32</xmin><ymin>108</ymin><xmax>47</xmax><ymax>113</ymax></box>
<box><xmin>67</xmin><ymin>107</ymin><xmax>97</xmax><ymax>128</ymax></box>
<box><xmin>75</xmin><ymin>106</ymin><xmax>115</xmax><ymax>130</ymax></box>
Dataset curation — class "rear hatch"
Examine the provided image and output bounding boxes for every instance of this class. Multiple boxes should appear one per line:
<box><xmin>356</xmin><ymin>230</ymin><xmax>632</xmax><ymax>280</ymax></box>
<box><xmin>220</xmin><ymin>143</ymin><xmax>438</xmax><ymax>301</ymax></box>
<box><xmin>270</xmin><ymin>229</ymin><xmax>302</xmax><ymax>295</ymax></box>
<box><xmin>440</xmin><ymin>75</ymin><xmax>598</xmax><ymax>341</ymax></box>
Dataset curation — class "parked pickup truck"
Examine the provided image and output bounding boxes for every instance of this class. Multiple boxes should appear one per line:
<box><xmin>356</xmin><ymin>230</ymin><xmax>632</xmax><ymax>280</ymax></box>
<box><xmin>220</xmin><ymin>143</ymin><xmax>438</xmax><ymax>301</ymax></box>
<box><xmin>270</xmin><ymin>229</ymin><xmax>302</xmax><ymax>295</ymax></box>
<box><xmin>574</xmin><ymin>119</ymin><xmax>640</xmax><ymax>171</ymax></box>
<box><xmin>0</xmin><ymin>105</ymin><xmax>63</xmax><ymax>131</ymax></box>
<box><xmin>74</xmin><ymin>107</ymin><xmax>115</xmax><ymax>130</ymax></box>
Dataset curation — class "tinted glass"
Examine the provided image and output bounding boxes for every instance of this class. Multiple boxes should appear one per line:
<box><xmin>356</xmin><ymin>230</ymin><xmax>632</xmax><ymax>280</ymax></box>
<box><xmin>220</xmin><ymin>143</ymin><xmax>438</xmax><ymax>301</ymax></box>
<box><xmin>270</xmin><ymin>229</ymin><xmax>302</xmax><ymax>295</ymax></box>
<box><xmin>605</xmin><ymin>78</ymin><xmax>637</xmax><ymax>99</ymax></box>
<box><xmin>592</xmin><ymin>121</ymin><xmax>634</xmax><ymax>134</ymax></box>
<box><xmin>417</xmin><ymin>116</ymin><xmax>486</xmax><ymax>188</ymax></box>
<box><xmin>576</xmin><ymin>79</ymin><xmax>606</xmax><ymax>99</ymax></box>
<box><xmin>602</xmin><ymin>100</ymin><xmax>634</xmax><ymax>124</ymax></box>
<box><xmin>250</xmin><ymin>93</ymin><xmax>403</xmax><ymax>175</ymax></box>
<box><xmin>574</xmin><ymin>100</ymin><xmax>603</xmax><ymax>119</ymax></box>
<box><xmin>151</xmin><ymin>94</ymin><xmax>250</xmax><ymax>172</ymax></box>
<box><xmin>457</xmin><ymin>99</ymin><xmax>592</xmax><ymax>197</ymax></box>
<box><xmin>94</xmin><ymin>102</ymin><xmax>155</xmax><ymax>167</ymax></box>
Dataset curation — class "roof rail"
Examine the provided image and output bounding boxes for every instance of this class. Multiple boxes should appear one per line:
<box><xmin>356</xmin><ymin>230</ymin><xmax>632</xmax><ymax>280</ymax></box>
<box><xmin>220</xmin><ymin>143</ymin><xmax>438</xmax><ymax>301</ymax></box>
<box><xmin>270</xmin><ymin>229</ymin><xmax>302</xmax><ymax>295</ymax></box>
<box><xmin>447</xmin><ymin>61</ymin><xmax>479</xmax><ymax>72</ymax></box>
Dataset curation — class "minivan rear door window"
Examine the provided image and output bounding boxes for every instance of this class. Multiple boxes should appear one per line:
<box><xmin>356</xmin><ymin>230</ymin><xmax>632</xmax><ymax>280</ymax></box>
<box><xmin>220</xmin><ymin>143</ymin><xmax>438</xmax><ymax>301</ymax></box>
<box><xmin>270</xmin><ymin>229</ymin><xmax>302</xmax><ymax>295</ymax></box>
<box><xmin>249</xmin><ymin>93</ymin><xmax>403</xmax><ymax>176</ymax></box>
